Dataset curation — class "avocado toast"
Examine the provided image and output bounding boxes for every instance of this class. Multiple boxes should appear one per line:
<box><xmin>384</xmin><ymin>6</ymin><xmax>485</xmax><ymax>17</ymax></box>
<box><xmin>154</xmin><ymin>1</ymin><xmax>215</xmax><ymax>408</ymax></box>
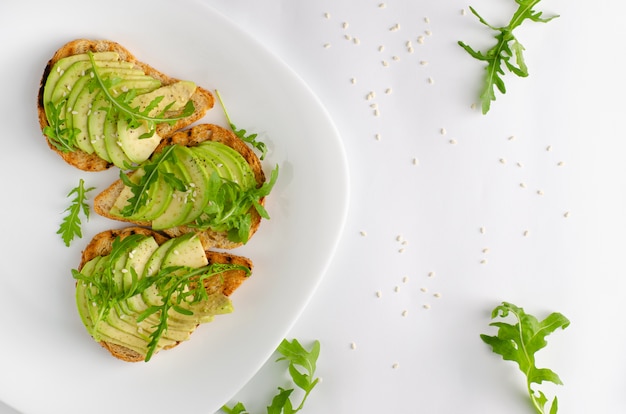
<box><xmin>75</xmin><ymin>226</ymin><xmax>253</xmax><ymax>362</ymax></box>
<box><xmin>94</xmin><ymin>123</ymin><xmax>278</xmax><ymax>250</ymax></box>
<box><xmin>37</xmin><ymin>39</ymin><xmax>215</xmax><ymax>171</ymax></box>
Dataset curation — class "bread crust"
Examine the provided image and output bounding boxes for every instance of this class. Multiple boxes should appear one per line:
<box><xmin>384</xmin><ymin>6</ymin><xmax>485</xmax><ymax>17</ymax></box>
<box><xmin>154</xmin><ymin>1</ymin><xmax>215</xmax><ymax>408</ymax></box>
<box><xmin>38</xmin><ymin>39</ymin><xmax>215</xmax><ymax>171</ymax></box>
<box><xmin>79</xmin><ymin>226</ymin><xmax>253</xmax><ymax>362</ymax></box>
<box><xmin>94</xmin><ymin>124</ymin><xmax>267</xmax><ymax>250</ymax></box>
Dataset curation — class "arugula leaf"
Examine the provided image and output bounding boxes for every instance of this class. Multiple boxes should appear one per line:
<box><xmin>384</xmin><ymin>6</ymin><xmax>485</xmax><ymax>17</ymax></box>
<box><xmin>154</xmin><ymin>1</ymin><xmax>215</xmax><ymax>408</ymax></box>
<box><xmin>87</xmin><ymin>51</ymin><xmax>195</xmax><ymax>139</ymax></box>
<box><xmin>43</xmin><ymin>100</ymin><xmax>81</xmax><ymax>152</ymax></box>
<box><xmin>458</xmin><ymin>0</ymin><xmax>559</xmax><ymax>114</ymax></box>
<box><xmin>221</xmin><ymin>339</ymin><xmax>321</xmax><ymax>414</ymax></box>
<box><xmin>192</xmin><ymin>165</ymin><xmax>279</xmax><ymax>243</ymax></box>
<box><xmin>216</xmin><ymin>90</ymin><xmax>268</xmax><ymax>160</ymax></box>
<box><xmin>57</xmin><ymin>178</ymin><xmax>95</xmax><ymax>247</ymax></box>
<box><xmin>119</xmin><ymin>145</ymin><xmax>182</xmax><ymax>217</ymax></box>
<box><xmin>481</xmin><ymin>302</ymin><xmax>569</xmax><ymax>414</ymax></box>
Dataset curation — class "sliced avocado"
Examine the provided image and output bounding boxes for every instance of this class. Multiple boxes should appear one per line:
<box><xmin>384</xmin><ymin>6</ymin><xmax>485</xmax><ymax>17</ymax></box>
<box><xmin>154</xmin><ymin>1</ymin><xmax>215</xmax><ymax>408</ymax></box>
<box><xmin>43</xmin><ymin>51</ymin><xmax>119</xmax><ymax>115</ymax></box>
<box><xmin>174</xmin><ymin>145</ymin><xmax>210</xmax><ymax>224</ymax></box>
<box><xmin>193</xmin><ymin>144</ymin><xmax>234</xmax><ymax>181</ymax></box>
<box><xmin>196</xmin><ymin>141</ymin><xmax>257</xmax><ymax>188</ymax></box>
<box><xmin>108</xmin><ymin>168</ymin><xmax>145</xmax><ymax>218</ymax></box>
<box><xmin>151</xmin><ymin>161</ymin><xmax>194</xmax><ymax>229</ymax></box>
<box><xmin>87</xmin><ymin>93</ymin><xmax>112</xmax><ymax>162</ymax></box>
<box><xmin>130</xmin><ymin>80</ymin><xmax>197</xmax><ymax>114</ymax></box>
<box><xmin>103</xmin><ymin>109</ymin><xmax>133</xmax><ymax>168</ymax></box>
<box><xmin>122</xmin><ymin>236</ymin><xmax>159</xmax><ymax>291</ymax></box>
<box><xmin>116</xmin><ymin>119</ymin><xmax>162</xmax><ymax>163</ymax></box>
<box><xmin>162</xmin><ymin>233</ymin><xmax>208</xmax><ymax>268</ymax></box>
<box><xmin>137</xmin><ymin>173</ymin><xmax>174</xmax><ymax>221</ymax></box>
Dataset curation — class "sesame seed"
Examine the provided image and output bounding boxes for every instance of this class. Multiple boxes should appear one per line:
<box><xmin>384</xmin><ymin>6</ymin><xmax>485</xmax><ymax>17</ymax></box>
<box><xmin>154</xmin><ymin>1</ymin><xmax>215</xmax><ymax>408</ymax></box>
<box><xmin>434</xmin><ymin>293</ymin><xmax>442</xmax><ymax>298</ymax></box>
<box><xmin>394</xmin><ymin>286</ymin><xmax>400</xmax><ymax>293</ymax></box>
<box><xmin>564</xmin><ymin>211</ymin><xmax>570</xmax><ymax>218</ymax></box>
<box><xmin>482</xmin><ymin>248</ymin><xmax>490</xmax><ymax>254</ymax></box>
<box><xmin>480</xmin><ymin>259</ymin><xmax>487</xmax><ymax>265</ymax></box>
<box><xmin>557</xmin><ymin>161</ymin><xmax>565</xmax><ymax>166</ymax></box>
<box><xmin>420</xmin><ymin>287</ymin><xmax>428</xmax><ymax>293</ymax></box>
<box><xmin>523</xmin><ymin>230</ymin><xmax>530</xmax><ymax>237</ymax></box>
<box><xmin>546</xmin><ymin>145</ymin><xmax>552</xmax><ymax>151</ymax></box>
<box><xmin>353</xmin><ymin>37</ymin><xmax>360</xmax><ymax>45</ymax></box>
<box><xmin>360</xmin><ymin>230</ymin><xmax>368</xmax><ymax>236</ymax></box>
<box><xmin>398</xmin><ymin>247</ymin><xmax>405</xmax><ymax>253</ymax></box>
<box><xmin>376</xmin><ymin>290</ymin><xmax>383</xmax><ymax>298</ymax></box>
<box><xmin>408</xmin><ymin>46</ymin><xmax>414</xmax><ymax>53</ymax></box>
<box><xmin>342</xmin><ymin>22</ymin><xmax>349</xmax><ymax>29</ymax></box>
<box><xmin>379</xmin><ymin>3</ymin><xmax>386</xmax><ymax>8</ymax></box>
<box><xmin>350</xmin><ymin>342</ymin><xmax>357</xmax><ymax>350</ymax></box>
<box><xmin>428</xmin><ymin>77</ymin><xmax>434</xmax><ymax>84</ymax></box>
<box><xmin>374</xmin><ymin>109</ymin><xmax>380</xmax><ymax>116</ymax></box>
<box><xmin>396</xmin><ymin>235</ymin><xmax>403</xmax><ymax>242</ymax></box>
<box><xmin>461</xmin><ymin>8</ymin><xmax>467</xmax><ymax>16</ymax></box>
<box><xmin>344</xmin><ymin>34</ymin><xmax>352</xmax><ymax>41</ymax></box>
<box><xmin>449</xmin><ymin>139</ymin><xmax>457</xmax><ymax>145</ymax></box>
<box><xmin>520</xmin><ymin>182</ymin><xmax>527</xmax><ymax>188</ymax></box>
<box><xmin>378</xmin><ymin>45</ymin><xmax>385</xmax><ymax>52</ymax></box>
<box><xmin>420</xmin><ymin>60</ymin><xmax>428</xmax><ymax>66</ymax></box>
<box><xmin>392</xmin><ymin>55</ymin><xmax>400</xmax><ymax>61</ymax></box>
<box><xmin>508</xmin><ymin>135</ymin><xmax>516</xmax><ymax>141</ymax></box>
<box><xmin>324</xmin><ymin>12</ymin><xmax>330</xmax><ymax>19</ymax></box>
<box><xmin>323</xmin><ymin>43</ymin><xmax>331</xmax><ymax>48</ymax></box>
<box><xmin>424</xmin><ymin>17</ymin><xmax>430</xmax><ymax>23</ymax></box>
<box><xmin>382</xmin><ymin>60</ymin><xmax>389</xmax><ymax>67</ymax></box>
<box><xmin>417</xmin><ymin>36</ymin><xmax>425</xmax><ymax>44</ymax></box>
<box><xmin>412</xmin><ymin>157</ymin><xmax>419</xmax><ymax>166</ymax></box>
<box><xmin>389</xmin><ymin>23</ymin><xmax>400</xmax><ymax>31</ymax></box>
<box><xmin>480</xmin><ymin>227</ymin><xmax>486</xmax><ymax>234</ymax></box>
<box><xmin>428</xmin><ymin>271</ymin><xmax>435</xmax><ymax>278</ymax></box>
<box><xmin>121</xmin><ymin>268</ymin><xmax>128</xmax><ymax>274</ymax></box>
<box><xmin>375</xmin><ymin>133</ymin><xmax>381</xmax><ymax>141</ymax></box>
<box><xmin>351</xmin><ymin>78</ymin><xmax>357</xmax><ymax>84</ymax></box>
<box><xmin>402</xmin><ymin>310</ymin><xmax>408</xmax><ymax>317</ymax></box>
<box><xmin>499</xmin><ymin>158</ymin><xmax>507</xmax><ymax>164</ymax></box>
<box><xmin>174</xmin><ymin>250</ymin><xmax>180</xmax><ymax>255</ymax></box>
<box><xmin>517</xmin><ymin>162</ymin><xmax>524</xmax><ymax>168</ymax></box>
<box><xmin>385</xmin><ymin>88</ymin><xmax>393</xmax><ymax>94</ymax></box>
<box><xmin>392</xmin><ymin>362</ymin><xmax>399</xmax><ymax>369</ymax></box>
<box><xmin>537</xmin><ymin>190</ymin><xmax>544</xmax><ymax>196</ymax></box>
<box><xmin>423</xmin><ymin>304</ymin><xmax>431</xmax><ymax>309</ymax></box>
<box><xmin>425</xmin><ymin>30</ymin><xmax>432</xmax><ymax>36</ymax></box>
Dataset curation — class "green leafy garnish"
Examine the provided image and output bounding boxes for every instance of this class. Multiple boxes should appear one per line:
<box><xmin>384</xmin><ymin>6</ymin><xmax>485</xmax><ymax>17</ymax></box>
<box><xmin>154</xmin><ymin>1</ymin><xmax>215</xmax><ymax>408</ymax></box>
<box><xmin>87</xmin><ymin>51</ymin><xmax>195</xmax><ymax>139</ymax></box>
<box><xmin>221</xmin><ymin>338</ymin><xmax>321</xmax><ymax>414</ymax></box>
<box><xmin>481</xmin><ymin>302</ymin><xmax>569</xmax><ymax>414</ymax></box>
<box><xmin>192</xmin><ymin>165</ymin><xmax>279</xmax><ymax>244</ymax></box>
<box><xmin>43</xmin><ymin>100</ymin><xmax>81</xmax><ymax>152</ymax></box>
<box><xmin>71</xmin><ymin>233</ymin><xmax>251</xmax><ymax>362</ymax></box>
<box><xmin>119</xmin><ymin>145</ymin><xmax>184</xmax><ymax>217</ymax></box>
<box><xmin>458</xmin><ymin>0</ymin><xmax>558</xmax><ymax>114</ymax></box>
<box><xmin>57</xmin><ymin>178</ymin><xmax>94</xmax><ymax>247</ymax></box>
<box><xmin>216</xmin><ymin>90</ymin><xmax>268</xmax><ymax>160</ymax></box>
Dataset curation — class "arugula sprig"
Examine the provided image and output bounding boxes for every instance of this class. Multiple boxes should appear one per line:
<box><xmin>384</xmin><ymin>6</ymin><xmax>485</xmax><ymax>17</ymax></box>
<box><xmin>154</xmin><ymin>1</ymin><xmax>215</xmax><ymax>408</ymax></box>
<box><xmin>119</xmin><ymin>145</ymin><xmax>186</xmax><ymax>217</ymax></box>
<box><xmin>458</xmin><ymin>0</ymin><xmax>559</xmax><ymax>114</ymax></box>
<box><xmin>87</xmin><ymin>51</ymin><xmax>195</xmax><ymax>139</ymax></box>
<box><xmin>192</xmin><ymin>166</ymin><xmax>279</xmax><ymax>244</ymax></box>
<box><xmin>216</xmin><ymin>90</ymin><xmax>268</xmax><ymax>160</ymax></box>
<box><xmin>481</xmin><ymin>302</ymin><xmax>569</xmax><ymax>414</ymax></box>
<box><xmin>222</xmin><ymin>338</ymin><xmax>321</xmax><ymax>414</ymax></box>
<box><xmin>43</xmin><ymin>100</ymin><xmax>81</xmax><ymax>152</ymax></box>
<box><xmin>72</xmin><ymin>234</ymin><xmax>251</xmax><ymax>362</ymax></box>
<box><xmin>57</xmin><ymin>178</ymin><xmax>94</xmax><ymax>247</ymax></box>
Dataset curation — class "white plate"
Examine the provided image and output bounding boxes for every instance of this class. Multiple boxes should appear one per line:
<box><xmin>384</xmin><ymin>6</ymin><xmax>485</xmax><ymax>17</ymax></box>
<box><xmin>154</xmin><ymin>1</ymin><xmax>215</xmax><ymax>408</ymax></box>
<box><xmin>0</xmin><ymin>1</ymin><xmax>349</xmax><ymax>413</ymax></box>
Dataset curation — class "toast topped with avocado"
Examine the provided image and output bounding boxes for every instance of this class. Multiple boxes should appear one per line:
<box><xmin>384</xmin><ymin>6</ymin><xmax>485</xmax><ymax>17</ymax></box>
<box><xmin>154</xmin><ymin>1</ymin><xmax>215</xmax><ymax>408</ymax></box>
<box><xmin>37</xmin><ymin>39</ymin><xmax>215</xmax><ymax>171</ymax></box>
<box><xmin>74</xmin><ymin>226</ymin><xmax>253</xmax><ymax>362</ymax></box>
<box><xmin>94</xmin><ymin>123</ymin><xmax>278</xmax><ymax>249</ymax></box>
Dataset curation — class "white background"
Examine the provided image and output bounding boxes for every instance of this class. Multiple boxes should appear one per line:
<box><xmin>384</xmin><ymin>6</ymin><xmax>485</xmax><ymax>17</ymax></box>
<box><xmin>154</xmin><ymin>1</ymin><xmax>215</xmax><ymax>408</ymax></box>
<box><xmin>3</xmin><ymin>0</ymin><xmax>626</xmax><ymax>413</ymax></box>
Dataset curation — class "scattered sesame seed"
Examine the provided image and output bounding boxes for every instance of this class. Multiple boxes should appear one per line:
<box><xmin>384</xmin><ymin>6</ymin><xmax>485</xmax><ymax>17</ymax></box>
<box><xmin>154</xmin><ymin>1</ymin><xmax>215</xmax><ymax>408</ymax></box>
<box><xmin>392</xmin><ymin>55</ymin><xmax>400</xmax><ymax>61</ymax></box>
<box><xmin>402</xmin><ymin>310</ymin><xmax>408</xmax><ymax>317</ymax></box>
<box><xmin>389</xmin><ymin>23</ymin><xmax>400</xmax><ymax>31</ymax></box>
<box><xmin>398</xmin><ymin>247</ymin><xmax>405</xmax><ymax>253</ymax></box>
<box><xmin>461</xmin><ymin>8</ymin><xmax>467</xmax><ymax>16</ymax></box>
<box><xmin>396</xmin><ymin>235</ymin><xmax>403</xmax><ymax>242</ymax></box>
<box><xmin>428</xmin><ymin>77</ymin><xmax>435</xmax><ymax>84</ymax></box>
<box><xmin>523</xmin><ymin>230</ymin><xmax>530</xmax><ymax>237</ymax></box>
<box><xmin>537</xmin><ymin>190</ymin><xmax>544</xmax><ymax>196</ymax></box>
<box><xmin>520</xmin><ymin>182</ymin><xmax>527</xmax><ymax>188</ymax></box>
<box><xmin>174</xmin><ymin>250</ymin><xmax>180</xmax><ymax>255</ymax></box>
<box><xmin>350</xmin><ymin>78</ymin><xmax>357</xmax><ymax>84</ymax></box>
<box><xmin>482</xmin><ymin>248</ymin><xmax>490</xmax><ymax>254</ymax></box>
<box><xmin>499</xmin><ymin>158</ymin><xmax>507</xmax><ymax>164</ymax></box>
<box><xmin>392</xmin><ymin>362</ymin><xmax>399</xmax><ymax>369</ymax></box>
<box><xmin>121</xmin><ymin>269</ymin><xmax>128</xmax><ymax>273</ymax></box>
<box><xmin>564</xmin><ymin>211</ymin><xmax>570</xmax><ymax>218</ymax></box>
<box><xmin>379</xmin><ymin>2</ymin><xmax>386</xmax><ymax>8</ymax></box>
<box><xmin>375</xmin><ymin>133</ymin><xmax>381</xmax><ymax>141</ymax></box>
<box><xmin>353</xmin><ymin>37</ymin><xmax>360</xmax><ymax>45</ymax></box>
<box><xmin>376</xmin><ymin>290</ymin><xmax>383</xmax><ymax>298</ymax></box>
<box><xmin>434</xmin><ymin>293</ymin><xmax>442</xmax><ymax>298</ymax></box>
<box><xmin>378</xmin><ymin>45</ymin><xmax>385</xmax><ymax>52</ymax></box>
<box><xmin>420</xmin><ymin>60</ymin><xmax>428</xmax><ymax>66</ymax></box>
<box><xmin>449</xmin><ymin>139</ymin><xmax>457</xmax><ymax>145</ymax></box>
<box><xmin>517</xmin><ymin>162</ymin><xmax>524</xmax><ymax>168</ymax></box>
<box><xmin>408</xmin><ymin>46</ymin><xmax>414</xmax><ymax>53</ymax></box>
<box><xmin>546</xmin><ymin>145</ymin><xmax>552</xmax><ymax>151</ymax></box>
<box><xmin>424</xmin><ymin>17</ymin><xmax>430</xmax><ymax>23</ymax></box>
<box><xmin>342</xmin><ymin>22</ymin><xmax>349</xmax><ymax>29</ymax></box>
<box><xmin>370</xmin><ymin>103</ymin><xmax>378</xmax><ymax>109</ymax></box>
<box><xmin>344</xmin><ymin>34</ymin><xmax>352</xmax><ymax>41</ymax></box>
<box><xmin>428</xmin><ymin>271</ymin><xmax>435</xmax><ymax>278</ymax></box>
<box><xmin>403</xmin><ymin>276</ymin><xmax>409</xmax><ymax>283</ymax></box>
<box><xmin>382</xmin><ymin>60</ymin><xmax>389</xmax><ymax>67</ymax></box>
<box><xmin>557</xmin><ymin>161</ymin><xmax>565</xmax><ymax>167</ymax></box>
<box><xmin>374</xmin><ymin>109</ymin><xmax>380</xmax><ymax>117</ymax></box>
<box><xmin>324</xmin><ymin>12</ymin><xmax>330</xmax><ymax>19</ymax></box>
<box><xmin>385</xmin><ymin>88</ymin><xmax>393</xmax><ymax>94</ymax></box>
<box><xmin>508</xmin><ymin>135</ymin><xmax>516</xmax><ymax>141</ymax></box>
<box><xmin>425</xmin><ymin>29</ymin><xmax>432</xmax><ymax>36</ymax></box>
<box><xmin>480</xmin><ymin>259</ymin><xmax>488</xmax><ymax>265</ymax></box>
<box><xmin>360</xmin><ymin>230</ymin><xmax>368</xmax><ymax>236</ymax></box>
<box><xmin>420</xmin><ymin>287</ymin><xmax>428</xmax><ymax>293</ymax></box>
<box><xmin>323</xmin><ymin>43</ymin><xmax>331</xmax><ymax>48</ymax></box>
<box><xmin>350</xmin><ymin>342</ymin><xmax>357</xmax><ymax>350</ymax></box>
<box><xmin>366</xmin><ymin>91</ymin><xmax>376</xmax><ymax>100</ymax></box>
<box><xmin>394</xmin><ymin>286</ymin><xmax>400</xmax><ymax>293</ymax></box>
<box><xmin>480</xmin><ymin>227</ymin><xmax>486</xmax><ymax>234</ymax></box>
<box><xmin>412</xmin><ymin>157</ymin><xmax>419</xmax><ymax>166</ymax></box>
<box><xmin>423</xmin><ymin>304</ymin><xmax>431</xmax><ymax>310</ymax></box>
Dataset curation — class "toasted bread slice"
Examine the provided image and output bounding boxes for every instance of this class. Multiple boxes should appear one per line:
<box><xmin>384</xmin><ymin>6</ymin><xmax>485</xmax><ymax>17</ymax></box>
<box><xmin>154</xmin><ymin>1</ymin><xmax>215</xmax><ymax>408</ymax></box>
<box><xmin>78</xmin><ymin>226</ymin><xmax>253</xmax><ymax>362</ymax></box>
<box><xmin>93</xmin><ymin>124</ymin><xmax>267</xmax><ymax>250</ymax></box>
<box><xmin>37</xmin><ymin>39</ymin><xmax>215</xmax><ymax>171</ymax></box>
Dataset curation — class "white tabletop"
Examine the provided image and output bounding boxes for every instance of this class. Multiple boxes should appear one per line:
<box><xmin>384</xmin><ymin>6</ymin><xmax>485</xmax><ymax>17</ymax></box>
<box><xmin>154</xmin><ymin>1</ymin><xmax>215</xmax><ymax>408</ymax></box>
<box><xmin>2</xmin><ymin>0</ymin><xmax>625</xmax><ymax>413</ymax></box>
